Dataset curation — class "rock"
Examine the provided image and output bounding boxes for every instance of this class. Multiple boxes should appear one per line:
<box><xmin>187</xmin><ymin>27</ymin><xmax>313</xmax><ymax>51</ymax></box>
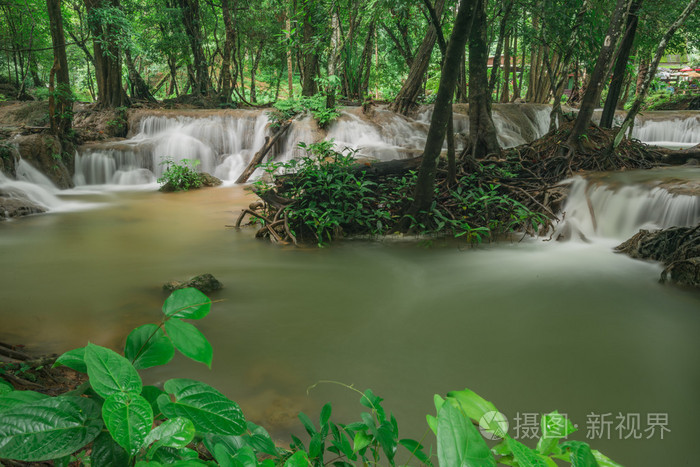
<box><xmin>616</xmin><ymin>224</ymin><xmax>700</xmax><ymax>288</ymax></box>
<box><xmin>163</xmin><ymin>273</ymin><xmax>223</xmax><ymax>293</ymax></box>
<box><xmin>14</xmin><ymin>134</ymin><xmax>73</xmax><ymax>189</ymax></box>
<box><xmin>0</xmin><ymin>193</ymin><xmax>47</xmax><ymax>219</ymax></box>
<box><xmin>0</xmin><ymin>142</ymin><xmax>18</xmax><ymax>178</ymax></box>
<box><xmin>199</xmin><ymin>172</ymin><xmax>222</xmax><ymax>187</ymax></box>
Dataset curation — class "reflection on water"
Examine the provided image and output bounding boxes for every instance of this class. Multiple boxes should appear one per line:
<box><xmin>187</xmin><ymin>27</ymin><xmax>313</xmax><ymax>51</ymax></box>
<box><xmin>1</xmin><ymin>185</ymin><xmax>699</xmax><ymax>466</ymax></box>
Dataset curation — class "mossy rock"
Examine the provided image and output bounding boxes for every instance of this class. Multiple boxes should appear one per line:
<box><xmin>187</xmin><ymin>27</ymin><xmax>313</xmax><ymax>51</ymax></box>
<box><xmin>163</xmin><ymin>273</ymin><xmax>223</xmax><ymax>293</ymax></box>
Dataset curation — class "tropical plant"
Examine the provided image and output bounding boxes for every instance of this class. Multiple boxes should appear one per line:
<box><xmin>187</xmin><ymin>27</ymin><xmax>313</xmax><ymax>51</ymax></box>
<box><xmin>158</xmin><ymin>158</ymin><xmax>203</xmax><ymax>191</ymax></box>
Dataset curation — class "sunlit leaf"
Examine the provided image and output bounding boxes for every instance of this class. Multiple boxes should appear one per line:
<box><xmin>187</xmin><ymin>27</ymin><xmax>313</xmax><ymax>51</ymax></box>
<box><xmin>162</xmin><ymin>288</ymin><xmax>211</xmax><ymax>319</ymax></box>
<box><xmin>164</xmin><ymin>318</ymin><xmax>213</xmax><ymax>367</ymax></box>
<box><xmin>437</xmin><ymin>400</ymin><xmax>495</xmax><ymax>467</ymax></box>
<box><xmin>85</xmin><ymin>343</ymin><xmax>142</xmax><ymax>398</ymax></box>
<box><xmin>125</xmin><ymin>324</ymin><xmax>175</xmax><ymax>370</ymax></box>
<box><xmin>54</xmin><ymin>347</ymin><xmax>86</xmax><ymax>373</ymax></box>
<box><xmin>0</xmin><ymin>391</ymin><xmax>48</xmax><ymax>412</ymax></box>
<box><xmin>103</xmin><ymin>392</ymin><xmax>153</xmax><ymax>455</ymax></box>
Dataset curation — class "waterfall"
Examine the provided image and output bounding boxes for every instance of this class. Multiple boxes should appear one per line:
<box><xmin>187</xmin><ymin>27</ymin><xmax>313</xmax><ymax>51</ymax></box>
<box><xmin>631</xmin><ymin>113</ymin><xmax>700</xmax><ymax>147</ymax></box>
<box><xmin>74</xmin><ymin>104</ymin><xmax>557</xmax><ymax>187</ymax></box>
<box><xmin>1</xmin><ymin>160</ymin><xmax>64</xmax><ymax>213</ymax></box>
<box><xmin>555</xmin><ymin>172</ymin><xmax>700</xmax><ymax>240</ymax></box>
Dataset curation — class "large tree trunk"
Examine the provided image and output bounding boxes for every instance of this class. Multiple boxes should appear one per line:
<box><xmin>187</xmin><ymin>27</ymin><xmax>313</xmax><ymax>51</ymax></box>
<box><xmin>489</xmin><ymin>0</ymin><xmax>513</xmax><ymax>96</ymax></box>
<box><xmin>124</xmin><ymin>49</ymin><xmax>156</xmax><ymax>102</ymax></box>
<box><xmin>178</xmin><ymin>0</ymin><xmax>210</xmax><ymax>95</ymax></box>
<box><xmin>500</xmin><ymin>34</ymin><xmax>511</xmax><ymax>103</ymax></box>
<box><xmin>301</xmin><ymin>0</ymin><xmax>319</xmax><ymax>96</ymax></box>
<box><xmin>220</xmin><ymin>0</ymin><xmax>235</xmax><ymax>104</ymax></box>
<box><xmin>389</xmin><ymin>0</ymin><xmax>445</xmax><ymax>115</ymax></box>
<box><xmin>85</xmin><ymin>0</ymin><xmax>129</xmax><ymax>108</ymax></box>
<box><xmin>405</xmin><ymin>0</ymin><xmax>477</xmax><ymax>220</ymax></box>
<box><xmin>600</xmin><ymin>0</ymin><xmax>642</xmax><ymax>128</ymax></box>
<box><xmin>250</xmin><ymin>41</ymin><xmax>264</xmax><ymax>103</ymax></box>
<box><xmin>468</xmin><ymin>0</ymin><xmax>500</xmax><ymax>158</ymax></box>
<box><xmin>47</xmin><ymin>0</ymin><xmax>72</xmax><ymax>138</ymax></box>
<box><xmin>567</xmin><ymin>0</ymin><xmax>630</xmax><ymax>147</ymax></box>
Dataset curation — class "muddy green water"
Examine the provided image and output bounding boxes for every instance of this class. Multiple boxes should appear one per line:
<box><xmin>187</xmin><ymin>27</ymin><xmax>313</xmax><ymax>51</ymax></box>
<box><xmin>1</xmin><ymin>185</ymin><xmax>699</xmax><ymax>466</ymax></box>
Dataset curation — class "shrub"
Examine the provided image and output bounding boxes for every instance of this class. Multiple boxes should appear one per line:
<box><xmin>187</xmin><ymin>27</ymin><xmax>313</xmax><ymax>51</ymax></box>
<box><xmin>158</xmin><ymin>158</ymin><xmax>203</xmax><ymax>191</ymax></box>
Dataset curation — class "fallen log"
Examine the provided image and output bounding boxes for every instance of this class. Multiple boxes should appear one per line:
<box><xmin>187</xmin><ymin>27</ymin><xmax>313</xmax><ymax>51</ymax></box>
<box><xmin>235</xmin><ymin>120</ymin><xmax>292</xmax><ymax>184</ymax></box>
<box><xmin>348</xmin><ymin>155</ymin><xmax>423</xmax><ymax>178</ymax></box>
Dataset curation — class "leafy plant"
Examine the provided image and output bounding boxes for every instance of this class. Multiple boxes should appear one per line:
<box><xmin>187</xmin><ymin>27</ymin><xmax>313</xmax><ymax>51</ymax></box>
<box><xmin>0</xmin><ymin>289</ymin><xmax>620</xmax><ymax>466</ymax></box>
<box><xmin>157</xmin><ymin>158</ymin><xmax>203</xmax><ymax>191</ymax></box>
<box><xmin>267</xmin><ymin>93</ymin><xmax>340</xmax><ymax>129</ymax></box>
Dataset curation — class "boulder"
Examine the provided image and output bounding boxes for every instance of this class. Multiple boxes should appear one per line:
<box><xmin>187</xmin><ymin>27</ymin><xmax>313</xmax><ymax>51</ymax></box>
<box><xmin>199</xmin><ymin>172</ymin><xmax>223</xmax><ymax>187</ymax></box>
<box><xmin>15</xmin><ymin>134</ymin><xmax>73</xmax><ymax>189</ymax></box>
<box><xmin>0</xmin><ymin>143</ymin><xmax>18</xmax><ymax>178</ymax></box>
<box><xmin>0</xmin><ymin>193</ymin><xmax>46</xmax><ymax>219</ymax></box>
<box><xmin>163</xmin><ymin>273</ymin><xmax>223</xmax><ymax>293</ymax></box>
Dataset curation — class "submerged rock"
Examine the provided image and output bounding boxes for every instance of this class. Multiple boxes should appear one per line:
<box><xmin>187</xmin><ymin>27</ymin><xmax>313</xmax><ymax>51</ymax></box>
<box><xmin>0</xmin><ymin>192</ymin><xmax>47</xmax><ymax>219</ymax></box>
<box><xmin>15</xmin><ymin>134</ymin><xmax>73</xmax><ymax>189</ymax></box>
<box><xmin>615</xmin><ymin>224</ymin><xmax>700</xmax><ymax>288</ymax></box>
<box><xmin>163</xmin><ymin>273</ymin><xmax>223</xmax><ymax>293</ymax></box>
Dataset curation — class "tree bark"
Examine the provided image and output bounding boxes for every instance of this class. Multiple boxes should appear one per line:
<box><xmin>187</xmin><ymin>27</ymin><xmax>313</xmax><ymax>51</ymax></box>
<box><xmin>405</xmin><ymin>0</ymin><xmax>476</xmax><ymax>219</ymax></box>
<box><xmin>85</xmin><ymin>0</ymin><xmax>129</xmax><ymax>108</ymax></box>
<box><xmin>124</xmin><ymin>48</ymin><xmax>156</xmax><ymax>102</ymax></box>
<box><xmin>220</xmin><ymin>0</ymin><xmax>235</xmax><ymax>104</ymax></box>
<box><xmin>567</xmin><ymin>0</ymin><xmax>630</xmax><ymax>147</ymax></box>
<box><xmin>178</xmin><ymin>0</ymin><xmax>210</xmax><ymax>95</ymax></box>
<box><xmin>389</xmin><ymin>0</ymin><xmax>445</xmax><ymax>115</ymax></box>
<box><xmin>47</xmin><ymin>0</ymin><xmax>72</xmax><ymax>138</ymax></box>
<box><xmin>301</xmin><ymin>0</ymin><xmax>319</xmax><ymax>96</ymax></box>
<box><xmin>468</xmin><ymin>0</ymin><xmax>500</xmax><ymax>159</ymax></box>
<box><xmin>488</xmin><ymin>0</ymin><xmax>513</xmax><ymax>96</ymax></box>
<box><xmin>600</xmin><ymin>0</ymin><xmax>642</xmax><ymax>128</ymax></box>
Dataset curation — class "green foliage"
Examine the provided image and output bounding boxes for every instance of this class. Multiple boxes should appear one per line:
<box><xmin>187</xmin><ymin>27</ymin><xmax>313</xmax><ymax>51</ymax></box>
<box><xmin>254</xmin><ymin>143</ymin><xmax>546</xmax><ymax>246</ymax></box>
<box><xmin>157</xmin><ymin>158</ymin><xmax>203</xmax><ymax>191</ymax></box>
<box><xmin>0</xmin><ymin>289</ymin><xmax>620</xmax><ymax>466</ymax></box>
<box><xmin>268</xmin><ymin>94</ymin><xmax>340</xmax><ymax>129</ymax></box>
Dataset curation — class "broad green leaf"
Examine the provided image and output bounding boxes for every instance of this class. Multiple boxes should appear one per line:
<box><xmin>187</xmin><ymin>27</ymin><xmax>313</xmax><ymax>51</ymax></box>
<box><xmin>284</xmin><ymin>450</ymin><xmax>310</xmax><ymax>467</ymax></box>
<box><xmin>508</xmin><ymin>437</ymin><xmax>552</xmax><ymax>467</ymax></box>
<box><xmin>145</xmin><ymin>417</ymin><xmax>195</xmax><ymax>459</ymax></box>
<box><xmin>0</xmin><ymin>379</ymin><xmax>13</xmax><ymax>395</ymax></box>
<box><xmin>232</xmin><ymin>445</ymin><xmax>258</xmax><ymax>467</ymax></box>
<box><xmin>0</xmin><ymin>396</ymin><xmax>101</xmax><ymax>461</ymax></box>
<box><xmin>163</xmin><ymin>288</ymin><xmax>212</xmax><ymax>319</ymax></box>
<box><xmin>243</xmin><ymin>421</ymin><xmax>278</xmax><ymax>456</ymax></box>
<box><xmin>309</xmin><ymin>432</ymin><xmax>323</xmax><ymax>459</ymax></box>
<box><xmin>561</xmin><ymin>441</ymin><xmax>598</xmax><ymax>467</ymax></box>
<box><xmin>203</xmin><ymin>433</ymin><xmax>243</xmax><ymax>459</ymax></box>
<box><xmin>91</xmin><ymin>431</ymin><xmax>129</xmax><ymax>467</ymax></box>
<box><xmin>447</xmin><ymin>388</ymin><xmax>499</xmax><ymax>426</ymax></box>
<box><xmin>298</xmin><ymin>411</ymin><xmax>317</xmax><ymax>435</ymax></box>
<box><xmin>592</xmin><ymin>449</ymin><xmax>623</xmax><ymax>467</ymax></box>
<box><xmin>85</xmin><ymin>343</ymin><xmax>142</xmax><ymax>398</ymax></box>
<box><xmin>353</xmin><ymin>431</ymin><xmax>372</xmax><ymax>452</ymax></box>
<box><xmin>320</xmin><ymin>402</ymin><xmax>332</xmax><ymax>427</ymax></box>
<box><xmin>142</xmin><ymin>385</ymin><xmax>166</xmax><ymax>419</ymax></box>
<box><xmin>165</xmin><ymin>318</ymin><xmax>213</xmax><ymax>367</ymax></box>
<box><xmin>537</xmin><ymin>411</ymin><xmax>577</xmax><ymax>455</ymax></box>
<box><xmin>103</xmin><ymin>392</ymin><xmax>154</xmax><ymax>455</ymax></box>
<box><xmin>437</xmin><ymin>400</ymin><xmax>495</xmax><ymax>467</ymax></box>
<box><xmin>0</xmin><ymin>391</ymin><xmax>48</xmax><ymax>412</ymax></box>
<box><xmin>54</xmin><ymin>347</ymin><xmax>87</xmax><ymax>373</ymax></box>
<box><xmin>158</xmin><ymin>378</ymin><xmax>245</xmax><ymax>435</ymax></box>
<box><xmin>377</xmin><ymin>420</ymin><xmax>397</xmax><ymax>461</ymax></box>
<box><xmin>427</xmin><ymin>414</ymin><xmax>438</xmax><ymax>435</ymax></box>
<box><xmin>151</xmin><ymin>446</ymin><xmax>202</xmax><ymax>464</ymax></box>
<box><xmin>434</xmin><ymin>394</ymin><xmax>446</xmax><ymax>414</ymax></box>
<box><xmin>213</xmin><ymin>443</ymin><xmax>236</xmax><ymax>467</ymax></box>
<box><xmin>125</xmin><ymin>324</ymin><xmax>175</xmax><ymax>370</ymax></box>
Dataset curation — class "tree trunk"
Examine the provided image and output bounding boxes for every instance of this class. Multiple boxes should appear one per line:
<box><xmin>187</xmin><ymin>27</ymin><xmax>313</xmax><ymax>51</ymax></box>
<box><xmin>286</xmin><ymin>7</ymin><xmax>294</xmax><ymax>98</ymax></box>
<box><xmin>567</xmin><ymin>0</ymin><xmax>630</xmax><ymax>147</ymax></box>
<box><xmin>614</xmin><ymin>0</ymin><xmax>699</xmax><ymax>144</ymax></box>
<box><xmin>406</xmin><ymin>0</ymin><xmax>477</xmax><ymax>220</ymax></box>
<box><xmin>488</xmin><ymin>0</ymin><xmax>513</xmax><ymax>96</ymax></box>
<box><xmin>250</xmin><ymin>41</ymin><xmax>264</xmax><ymax>103</ymax></box>
<box><xmin>178</xmin><ymin>0</ymin><xmax>210</xmax><ymax>95</ymax></box>
<box><xmin>500</xmin><ymin>34</ymin><xmax>511</xmax><ymax>103</ymax></box>
<box><xmin>389</xmin><ymin>0</ymin><xmax>446</xmax><ymax>115</ymax></box>
<box><xmin>85</xmin><ymin>0</ymin><xmax>129</xmax><ymax>108</ymax></box>
<box><xmin>600</xmin><ymin>0</ymin><xmax>642</xmax><ymax>128</ymax></box>
<box><xmin>47</xmin><ymin>0</ymin><xmax>72</xmax><ymax>138</ymax></box>
<box><xmin>124</xmin><ymin>48</ymin><xmax>156</xmax><ymax>102</ymax></box>
<box><xmin>301</xmin><ymin>0</ymin><xmax>319</xmax><ymax>96</ymax></box>
<box><xmin>636</xmin><ymin>55</ymin><xmax>649</xmax><ymax>95</ymax></box>
<box><xmin>468</xmin><ymin>0</ymin><xmax>500</xmax><ymax>158</ymax></box>
<box><xmin>220</xmin><ymin>0</ymin><xmax>235</xmax><ymax>104</ymax></box>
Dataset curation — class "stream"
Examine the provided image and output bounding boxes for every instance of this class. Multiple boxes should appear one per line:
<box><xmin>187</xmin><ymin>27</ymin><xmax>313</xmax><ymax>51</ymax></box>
<box><xmin>1</xmin><ymin>105</ymin><xmax>699</xmax><ymax>466</ymax></box>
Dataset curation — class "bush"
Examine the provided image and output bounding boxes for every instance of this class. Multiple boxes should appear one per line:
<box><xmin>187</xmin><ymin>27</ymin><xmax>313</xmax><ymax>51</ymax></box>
<box><xmin>158</xmin><ymin>158</ymin><xmax>203</xmax><ymax>191</ymax></box>
<box><xmin>268</xmin><ymin>94</ymin><xmax>340</xmax><ymax>129</ymax></box>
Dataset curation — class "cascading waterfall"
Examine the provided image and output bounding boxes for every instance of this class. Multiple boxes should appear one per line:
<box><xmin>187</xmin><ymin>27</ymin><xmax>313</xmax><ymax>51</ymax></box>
<box><xmin>631</xmin><ymin>113</ymin><xmax>700</xmax><ymax>147</ymax></box>
<box><xmin>1</xmin><ymin>160</ymin><xmax>66</xmax><ymax>212</ymax></box>
<box><xmin>555</xmin><ymin>171</ymin><xmax>700</xmax><ymax>240</ymax></box>
<box><xmin>73</xmin><ymin>104</ymin><xmax>555</xmax><ymax>187</ymax></box>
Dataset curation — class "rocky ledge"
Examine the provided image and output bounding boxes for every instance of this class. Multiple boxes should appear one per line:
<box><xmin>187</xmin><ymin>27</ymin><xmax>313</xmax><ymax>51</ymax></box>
<box><xmin>615</xmin><ymin>223</ymin><xmax>700</xmax><ymax>288</ymax></box>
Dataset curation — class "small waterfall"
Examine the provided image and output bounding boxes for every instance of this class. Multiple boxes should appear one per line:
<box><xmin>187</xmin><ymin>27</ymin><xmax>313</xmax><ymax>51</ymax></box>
<box><xmin>1</xmin><ymin>160</ymin><xmax>64</xmax><ymax>213</ymax></box>
<box><xmin>631</xmin><ymin>114</ymin><xmax>700</xmax><ymax>147</ymax></box>
<box><xmin>556</xmin><ymin>174</ymin><xmax>700</xmax><ymax>240</ymax></box>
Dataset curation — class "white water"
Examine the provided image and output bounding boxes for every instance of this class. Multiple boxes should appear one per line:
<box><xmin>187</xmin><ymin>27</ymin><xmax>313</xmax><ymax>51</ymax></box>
<box><xmin>632</xmin><ymin>114</ymin><xmax>700</xmax><ymax>148</ymax></box>
<box><xmin>74</xmin><ymin>104</ymin><xmax>553</xmax><ymax>187</ymax></box>
<box><xmin>556</xmin><ymin>169</ymin><xmax>700</xmax><ymax>240</ymax></box>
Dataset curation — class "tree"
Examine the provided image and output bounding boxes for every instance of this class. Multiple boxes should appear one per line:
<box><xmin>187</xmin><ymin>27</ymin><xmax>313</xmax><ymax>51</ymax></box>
<box><xmin>47</xmin><ymin>0</ymin><xmax>73</xmax><ymax>138</ymax></box>
<box><xmin>567</xmin><ymin>0</ymin><xmax>630</xmax><ymax>147</ymax></box>
<box><xmin>177</xmin><ymin>0</ymin><xmax>210</xmax><ymax>96</ymax></box>
<box><xmin>84</xmin><ymin>0</ymin><xmax>129</xmax><ymax>107</ymax></box>
<box><xmin>404</xmin><ymin>0</ymin><xmax>477</xmax><ymax>221</ymax></box>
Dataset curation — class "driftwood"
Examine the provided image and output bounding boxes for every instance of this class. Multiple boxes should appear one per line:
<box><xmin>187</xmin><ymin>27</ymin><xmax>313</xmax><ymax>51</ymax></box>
<box><xmin>656</xmin><ymin>143</ymin><xmax>700</xmax><ymax>165</ymax></box>
<box><xmin>235</xmin><ymin>120</ymin><xmax>292</xmax><ymax>184</ymax></box>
